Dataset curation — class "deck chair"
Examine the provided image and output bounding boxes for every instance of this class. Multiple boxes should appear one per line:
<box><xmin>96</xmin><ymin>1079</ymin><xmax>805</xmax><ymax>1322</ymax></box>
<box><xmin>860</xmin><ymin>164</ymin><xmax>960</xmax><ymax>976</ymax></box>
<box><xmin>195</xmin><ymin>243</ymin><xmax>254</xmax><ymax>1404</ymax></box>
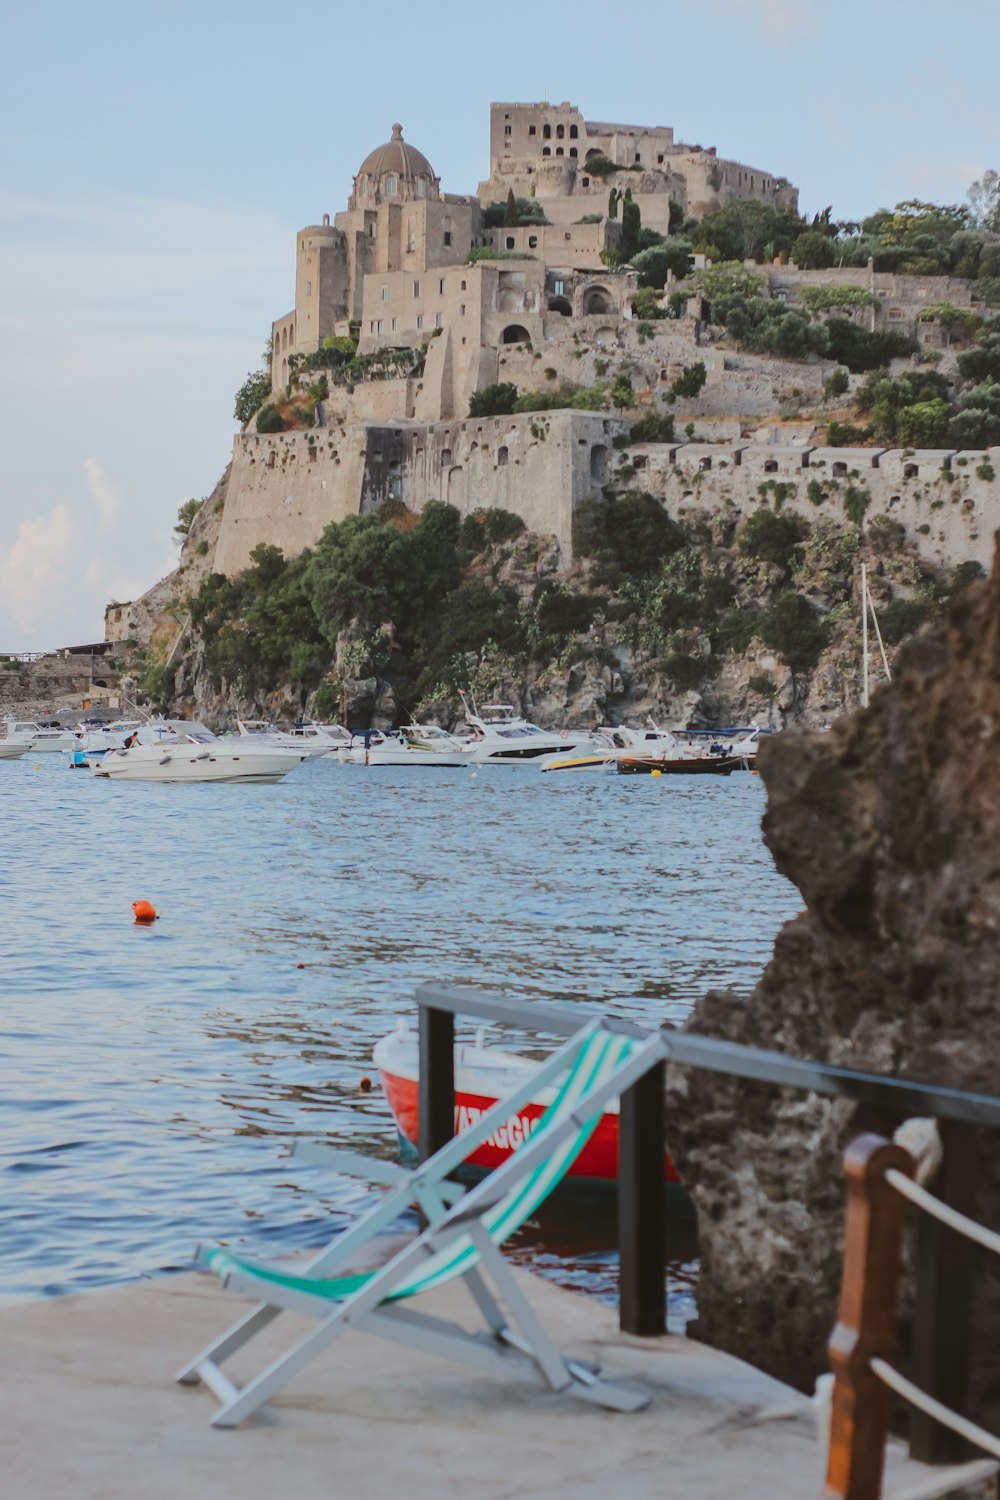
<box><xmin>177</xmin><ymin>1018</ymin><xmax>666</xmax><ymax>1427</ymax></box>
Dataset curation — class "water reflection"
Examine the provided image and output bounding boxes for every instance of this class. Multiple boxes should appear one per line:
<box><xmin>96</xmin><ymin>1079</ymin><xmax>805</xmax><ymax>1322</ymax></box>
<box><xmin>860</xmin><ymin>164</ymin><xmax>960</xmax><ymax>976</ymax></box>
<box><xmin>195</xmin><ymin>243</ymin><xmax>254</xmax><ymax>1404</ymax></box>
<box><xmin>0</xmin><ymin>756</ymin><xmax>800</xmax><ymax>1304</ymax></box>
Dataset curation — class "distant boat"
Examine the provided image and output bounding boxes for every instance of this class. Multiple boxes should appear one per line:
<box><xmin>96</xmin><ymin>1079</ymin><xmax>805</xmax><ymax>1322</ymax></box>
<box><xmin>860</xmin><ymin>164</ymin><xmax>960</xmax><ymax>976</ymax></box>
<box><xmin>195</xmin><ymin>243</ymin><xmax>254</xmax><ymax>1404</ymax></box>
<box><xmin>3</xmin><ymin>718</ymin><xmax>77</xmax><ymax>753</ymax></box>
<box><xmin>459</xmin><ymin>692</ymin><xmax>593</xmax><ymax>766</ymax></box>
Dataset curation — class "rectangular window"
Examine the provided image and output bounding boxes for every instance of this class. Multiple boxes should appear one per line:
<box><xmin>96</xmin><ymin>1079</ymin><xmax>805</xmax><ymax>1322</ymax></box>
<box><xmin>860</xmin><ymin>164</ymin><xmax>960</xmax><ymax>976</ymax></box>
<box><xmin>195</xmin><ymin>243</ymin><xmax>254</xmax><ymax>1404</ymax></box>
<box><xmin>434</xmin><ymin>312</ymin><xmax>443</xmax><ymax>329</ymax></box>
<box><xmin>443</xmin><ymin>231</ymin><xmax>452</xmax><ymax>246</ymax></box>
<box><xmin>504</xmin><ymin>125</ymin><xmax>511</xmax><ymax>135</ymax></box>
<box><xmin>529</xmin><ymin>125</ymin><xmax>536</xmax><ymax>136</ymax></box>
<box><xmin>381</xmin><ymin>285</ymin><xmax>388</xmax><ymax>302</ymax></box>
<box><xmin>416</xmin><ymin>314</ymin><xmax>424</xmax><ymax>330</ymax></box>
<box><xmin>391</xmin><ymin>317</ymin><xmax>397</xmax><ymax>332</ymax></box>
<box><xmin>554</xmin><ymin>280</ymin><xmax>564</xmax><ymax>295</ymax></box>
<box><xmin>376</xmin><ymin>320</ymin><xmax>384</xmax><ymax>335</ymax></box>
<box><xmin>369</xmin><ymin>321</ymin><xmax>375</xmax><ymax>332</ymax></box>
<box><xmin>460</xmin><ymin>304</ymin><xmax>466</xmax><ymax>316</ymax></box>
<box><xmin>657</xmin><ymin>153</ymin><xmax>664</xmax><ymax>164</ymax></box>
<box><xmin>413</xmin><ymin>280</ymin><xmax>420</xmax><ymax>297</ymax></box>
<box><xmin>439</xmin><ymin>278</ymin><xmax>445</xmax><ymax>295</ymax></box>
<box><xmin>306</xmin><ymin>281</ymin><xmax>312</xmax><ymax>296</ymax></box>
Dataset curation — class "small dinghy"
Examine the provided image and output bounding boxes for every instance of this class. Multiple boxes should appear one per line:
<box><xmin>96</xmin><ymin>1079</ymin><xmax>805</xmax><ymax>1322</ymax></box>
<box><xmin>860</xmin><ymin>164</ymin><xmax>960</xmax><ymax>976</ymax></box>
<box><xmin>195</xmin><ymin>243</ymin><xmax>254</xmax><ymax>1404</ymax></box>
<box><xmin>374</xmin><ymin>1020</ymin><xmax>680</xmax><ymax>1183</ymax></box>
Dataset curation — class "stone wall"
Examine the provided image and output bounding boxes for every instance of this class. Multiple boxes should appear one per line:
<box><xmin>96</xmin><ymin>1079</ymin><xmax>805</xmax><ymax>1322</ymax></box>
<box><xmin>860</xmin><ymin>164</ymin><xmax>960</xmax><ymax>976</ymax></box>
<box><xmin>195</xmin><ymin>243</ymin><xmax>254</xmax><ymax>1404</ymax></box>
<box><xmin>614</xmin><ymin>440</ymin><xmax>1000</xmax><ymax>572</ymax></box>
<box><xmin>214</xmin><ymin>410</ymin><xmax>628</xmax><ymax>575</ymax></box>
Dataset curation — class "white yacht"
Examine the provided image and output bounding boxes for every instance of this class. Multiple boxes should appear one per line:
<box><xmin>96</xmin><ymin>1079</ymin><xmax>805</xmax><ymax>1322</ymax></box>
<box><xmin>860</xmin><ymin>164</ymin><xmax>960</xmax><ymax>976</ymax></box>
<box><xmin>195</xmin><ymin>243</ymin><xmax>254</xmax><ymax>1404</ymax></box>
<box><xmin>459</xmin><ymin>695</ymin><xmax>595</xmax><ymax>768</ymax></box>
<box><xmin>3</xmin><ymin>717</ymin><xmax>78</xmax><ymax>753</ymax></box>
<box><xmin>0</xmin><ymin>740</ymin><xmax>27</xmax><ymax>760</ymax></box>
<box><xmin>234</xmin><ymin>719</ymin><xmax>333</xmax><ymax>758</ymax></box>
<box><xmin>64</xmin><ymin>721</ymin><xmax>144</xmax><ymax>769</ymax></box>
<box><xmin>93</xmin><ymin>721</ymin><xmax>308</xmax><ymax>784</ymax></box>
<box><xmin>341</xmin><ymin>723</ymin><xmax>471</xmax><ymax>767</ymax></box>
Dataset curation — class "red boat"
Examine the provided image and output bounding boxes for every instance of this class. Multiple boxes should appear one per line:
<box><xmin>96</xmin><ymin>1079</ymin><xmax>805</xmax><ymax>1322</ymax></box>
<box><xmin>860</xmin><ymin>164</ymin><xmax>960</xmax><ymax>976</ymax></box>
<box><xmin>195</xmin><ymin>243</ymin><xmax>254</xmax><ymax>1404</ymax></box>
<box><xmin>374</xmin><ymin>1022</ymin><xmax>680</xmax><ymax>1183</ymax></box>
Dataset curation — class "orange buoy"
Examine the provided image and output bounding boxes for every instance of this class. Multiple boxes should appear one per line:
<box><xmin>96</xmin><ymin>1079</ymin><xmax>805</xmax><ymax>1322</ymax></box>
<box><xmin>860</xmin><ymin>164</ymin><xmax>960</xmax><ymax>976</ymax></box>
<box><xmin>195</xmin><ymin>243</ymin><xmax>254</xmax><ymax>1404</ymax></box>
<box><xmin>359</xmin><ymin>1076</ymin><xmax>373</xmax><ymax>1093</ymax></box>
<box><xmin>132</xmin><ymin>900</ymin><xmax>158</xmax><ymax>924</ymax></box>
<box><xmin>296</xmin><ymin>962</ymin><xmax>306</xmax><ymax>969</ymax></box>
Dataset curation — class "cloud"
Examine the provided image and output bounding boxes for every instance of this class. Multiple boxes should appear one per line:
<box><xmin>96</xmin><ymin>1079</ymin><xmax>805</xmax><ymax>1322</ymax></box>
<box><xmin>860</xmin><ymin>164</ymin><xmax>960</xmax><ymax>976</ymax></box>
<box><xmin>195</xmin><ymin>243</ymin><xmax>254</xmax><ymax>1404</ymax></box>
<box><xmin>82</xmin><ymin>457</ymin><xmax>123</xmax><ymax>528</ymax></box>
<box><xmin>0</xmin><ymin>505</ymin><xmax>80</xmax><ymax>635</ymax></box>
<box><xmin>700</xmin><ymin>0</ymin><xmax>819</xmax><ymax>36</ymax></box>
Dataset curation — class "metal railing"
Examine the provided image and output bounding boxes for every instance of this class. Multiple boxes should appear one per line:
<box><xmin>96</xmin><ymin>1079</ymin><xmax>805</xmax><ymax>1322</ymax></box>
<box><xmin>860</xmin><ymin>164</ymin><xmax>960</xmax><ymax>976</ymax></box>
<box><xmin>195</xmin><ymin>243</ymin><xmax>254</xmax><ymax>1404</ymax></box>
<box><xmin>414</xmin><ymin>982</ymin><xmax>1000</xmax><ymax>1471</ymax></box>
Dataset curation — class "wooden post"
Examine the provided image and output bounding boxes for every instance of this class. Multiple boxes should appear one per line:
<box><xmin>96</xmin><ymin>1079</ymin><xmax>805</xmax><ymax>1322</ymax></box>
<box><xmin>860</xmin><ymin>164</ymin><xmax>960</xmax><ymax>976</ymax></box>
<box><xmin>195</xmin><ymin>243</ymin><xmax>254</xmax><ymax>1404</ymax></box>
<box><xmin>909</xmin><ymin>1119</ymin><xmax>976</xmax><ymax>1463</ymax></box>
<box><xmin>418</xmin><ymin>1005</ymin><xmax>454</xmax><ymax>1162</ymax></box>
<box><xmin>618</xmin><ymin>1058</ymin><xmax>666</xmax><ymax>1336</ymax></box>
<box><xmin>823</xmin><ymin>1133</ymin><xmax>914</xmax><ymax>1500</ymax></box>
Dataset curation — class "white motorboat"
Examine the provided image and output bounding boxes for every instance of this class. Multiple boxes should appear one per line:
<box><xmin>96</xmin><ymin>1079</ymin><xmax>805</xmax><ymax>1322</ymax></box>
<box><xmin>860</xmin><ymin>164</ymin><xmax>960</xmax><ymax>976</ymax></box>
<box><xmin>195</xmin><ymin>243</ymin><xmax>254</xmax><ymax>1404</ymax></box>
<box><xmin>235</xmin><ymin>719</ymin><xmax>333</xmax><ymax>758</ymax></box>
<box><xmin>341</xmin><ymin>723</ymin><xmax>471</xmax><ymax>767</ymax></box>
<box><xmin>93</xmin><ymin>721</ymin><xmax>308</xmax><ymax>784</ymax></box>
<box><xmin>63</xmin><ymin>720</ymin><xmax>144</xmax><ymax>769</ymax></box>
<box><xmin>0</xmin><ymin>740</ymin><xmax>27</xmax><ymax>760</ymax></box>
<box><xmin>3</xmin><ymin>717</ymin><xmax>77</xmax><ymax>753</ymax></box>
<box><xmin>459</xmin><ymin>694</ymin><xmax>594</xmax><ymax>767</ymax></box>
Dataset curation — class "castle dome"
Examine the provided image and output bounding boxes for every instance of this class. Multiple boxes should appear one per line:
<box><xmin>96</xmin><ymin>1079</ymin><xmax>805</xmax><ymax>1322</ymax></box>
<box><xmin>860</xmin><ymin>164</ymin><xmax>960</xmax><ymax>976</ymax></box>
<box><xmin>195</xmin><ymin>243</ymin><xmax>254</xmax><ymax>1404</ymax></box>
<box><xmin>351</xmin><ymin>124</ymin><xmax>440</xmax><ymax>207</ymax></box>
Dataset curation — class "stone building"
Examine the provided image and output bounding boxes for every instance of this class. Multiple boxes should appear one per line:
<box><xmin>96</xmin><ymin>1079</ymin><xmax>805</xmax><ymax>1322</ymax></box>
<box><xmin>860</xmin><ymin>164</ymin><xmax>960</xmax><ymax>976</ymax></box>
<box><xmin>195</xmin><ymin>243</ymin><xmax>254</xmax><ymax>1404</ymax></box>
<box><xmin>270</xmin><ymin>101</ymin><xmax>799</xmax><ymax>394</ymax></box>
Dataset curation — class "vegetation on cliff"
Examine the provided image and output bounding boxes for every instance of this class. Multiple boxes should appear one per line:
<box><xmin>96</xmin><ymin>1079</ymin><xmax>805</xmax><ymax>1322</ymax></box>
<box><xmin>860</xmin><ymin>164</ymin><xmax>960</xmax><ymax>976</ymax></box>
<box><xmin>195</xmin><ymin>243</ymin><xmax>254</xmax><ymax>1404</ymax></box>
<box><xmin>161</xmin><ymin>492</ymin><xmax>981</xmax><ymax>731</ymax></box>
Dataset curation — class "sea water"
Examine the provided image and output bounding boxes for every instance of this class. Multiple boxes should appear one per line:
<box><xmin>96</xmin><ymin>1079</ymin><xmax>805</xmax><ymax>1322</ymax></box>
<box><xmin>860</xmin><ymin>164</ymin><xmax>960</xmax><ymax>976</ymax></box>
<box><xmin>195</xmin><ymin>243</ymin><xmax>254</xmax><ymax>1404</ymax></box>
<box><xmin>0</xmin><ymin>754</ymin><xmax>800</xmax><ymax>1325</ymax></box>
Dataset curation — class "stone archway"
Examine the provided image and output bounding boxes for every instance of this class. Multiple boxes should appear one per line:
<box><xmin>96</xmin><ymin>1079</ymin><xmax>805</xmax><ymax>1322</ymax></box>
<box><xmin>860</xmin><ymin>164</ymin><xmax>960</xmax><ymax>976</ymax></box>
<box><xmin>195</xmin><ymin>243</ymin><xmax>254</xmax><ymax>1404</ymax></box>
<box><xmin>583</xmin><ymin>286</ymin><xmax>615</xmax><ymax>316</ymax></box>
<box><xmin>548</xmin><ymin>297</ymin><xmax>572</xmax><ymax>317</ymax></box>
<box><xmin>501</xmin><ymin>324</ymin><xmax>531</xmax><ymax>346</ymax></box>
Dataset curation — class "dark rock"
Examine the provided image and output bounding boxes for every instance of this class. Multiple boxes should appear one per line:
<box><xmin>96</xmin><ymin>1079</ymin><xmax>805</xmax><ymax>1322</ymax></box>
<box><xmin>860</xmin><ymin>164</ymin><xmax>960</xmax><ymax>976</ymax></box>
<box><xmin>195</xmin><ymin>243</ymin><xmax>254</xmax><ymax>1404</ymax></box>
<box><xmin>670</xmin><ymin>544</ymin><xmax>1000</xmax><ymax>1419</ymax></box>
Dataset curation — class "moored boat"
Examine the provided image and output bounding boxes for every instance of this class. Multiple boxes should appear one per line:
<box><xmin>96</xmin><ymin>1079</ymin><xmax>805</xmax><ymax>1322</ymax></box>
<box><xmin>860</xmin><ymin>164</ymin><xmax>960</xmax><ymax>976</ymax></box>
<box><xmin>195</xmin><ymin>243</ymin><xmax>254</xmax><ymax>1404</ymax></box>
<box><xmin>93</xmin><ymin>721</ymin><xmax>309</xmax><ymax>783</ymax></box>
<box><xmin>374</xmin><ymin>1020</ymin><xmax>680</xmax><ymax>1183</ymax></box>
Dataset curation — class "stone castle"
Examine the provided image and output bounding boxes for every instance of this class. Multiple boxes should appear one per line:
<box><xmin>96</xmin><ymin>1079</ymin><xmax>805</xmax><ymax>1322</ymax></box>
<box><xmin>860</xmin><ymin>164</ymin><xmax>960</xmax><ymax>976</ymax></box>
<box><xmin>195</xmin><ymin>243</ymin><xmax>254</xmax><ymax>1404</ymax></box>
<box><xmin>107</xmin><ymin>101</ymin><xmax>999</xmax><ymax>646</ymax></box>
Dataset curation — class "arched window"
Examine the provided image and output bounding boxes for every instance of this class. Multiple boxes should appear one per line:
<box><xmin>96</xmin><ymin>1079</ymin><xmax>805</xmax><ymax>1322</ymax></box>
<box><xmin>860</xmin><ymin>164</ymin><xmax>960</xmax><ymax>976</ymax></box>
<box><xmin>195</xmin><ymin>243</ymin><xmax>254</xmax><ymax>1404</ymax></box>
<box><xmin>528</xmin><ymin>235</ymin><xmax>538</xmax><ymax>249</ymax></box>
<box><xmin>542</xmin><ymin>147</ymin><xmax>551</xmax><ymax>157</ymax></box>
<box><xmin>441</xmin><ymin>447</ymin><xmax>452</xmax><ymax>467</ymax></box>
<box><xmin>556</xmin><ymin>124</ymin><xmax>565</xmax><ymax>139</ymax></box>
<box><xmin>590</xmin><ymin>444</ymin><xmax>607</xmax><ymax>484</ymax></box>
<box><xmin>497</xmin><ymin>446</ymin><xmax>508</xmax><ymax>467</ymax></box>
<box><xmin>569</xmin><ymin>148</ymin><xmax>577</xmax><ymax>158</ymax></box>
<box><xmin>385</xmin><ymin>174</ymin><xmax>398</xmax><ymax>195</ymax></box>
<box><xmin>764</xmin><ymin>460</ymin><xmax>778</xmax><ymax>473</ymax></box>
<box><xmin>543</xmin><ymin>123</ymin><xmax>551</xmax><ymax>139</ymax></box>
<box><xmin>833</xmin><ymin>461</ymin><xmax>847</xmax><ymax>477</ymax></box>
<box><xmin>699</xmin><ymin>456</ymin><xmax>712</xmax><ymax>471</ymax></box>
<box><xmin>415</xmin><ymin>178</ymin><xmax>426</xmax><ymax>198</ymax></box>
<box><xmin>548</xmin><ymin>297</ymin><xmax>572</xmax><ymax>316</ymax></box>
<box><xmin>556</xmin><ymin>148</ymin><xmax>564</xmax><ymax>157</ymax></box>
<box><xmin>569</xmin><ymin>124</ymin><xmax>578</xmax><ymax>139</ymax></box>
<box><xmin>505</xmin><ymin>236</ymin><xmax>516</xmax><ymax>250</ymax></box>
<box><xmin>501</xmin><ymin>324</ymin><xmax>531</xmax><ymax>345</ymax></box>
<box><xmin>583</xmin><ymin>286</ymin><xmax>614</xmax><ymax>315</ymax></box>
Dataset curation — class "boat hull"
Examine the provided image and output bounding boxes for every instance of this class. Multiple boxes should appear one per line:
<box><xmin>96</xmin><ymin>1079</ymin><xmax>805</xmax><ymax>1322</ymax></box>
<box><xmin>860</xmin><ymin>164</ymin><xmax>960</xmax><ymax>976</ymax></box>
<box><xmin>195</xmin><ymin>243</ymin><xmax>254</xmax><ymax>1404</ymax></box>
<box><xmin>95</xmin><ymin>749</ymin><xmax>305</xmax><ymax>783</ymax></box>
<box><xmin>375</xmin><ymin>1035</ymin><xmax>680</xmax><ymax>1184</ymax></box>
<box><xmin>616</xmin><ymin>755</ymin><xmax>741</xmax><ymax>776</ymax></box>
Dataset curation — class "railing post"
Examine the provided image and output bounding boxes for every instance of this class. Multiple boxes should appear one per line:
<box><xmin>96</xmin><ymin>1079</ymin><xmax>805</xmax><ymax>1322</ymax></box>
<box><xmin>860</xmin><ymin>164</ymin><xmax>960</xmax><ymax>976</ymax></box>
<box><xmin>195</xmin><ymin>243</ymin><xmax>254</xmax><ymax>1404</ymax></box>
<box><xmin>618</xmin><ymin>1057</ymin><xmax>666</xmax><ymax>1336</ymax></box>
<box><xmin>418</xmin><ymin>1005</ymin><xmax>454</xmax><ymax>1162</ymax></box>
<box><xmin>823</xmin><ymin>1134</ymin><xmax>914</xmax><ymax>1500</ymax></box>
<box><xmin>909</xmin><ymin>1119</ymin><xmax>976</xmax><ymax>1463</ymax></box>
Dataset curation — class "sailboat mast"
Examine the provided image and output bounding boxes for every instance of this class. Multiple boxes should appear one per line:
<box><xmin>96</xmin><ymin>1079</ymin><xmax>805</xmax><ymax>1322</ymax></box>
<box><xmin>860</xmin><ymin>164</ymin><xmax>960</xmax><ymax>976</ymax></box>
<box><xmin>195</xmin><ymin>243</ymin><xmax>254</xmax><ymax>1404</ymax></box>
<box><xmin>861</xmin><ymin>562</ymin><xmax>869</xmax><ymax>709</ymax></box>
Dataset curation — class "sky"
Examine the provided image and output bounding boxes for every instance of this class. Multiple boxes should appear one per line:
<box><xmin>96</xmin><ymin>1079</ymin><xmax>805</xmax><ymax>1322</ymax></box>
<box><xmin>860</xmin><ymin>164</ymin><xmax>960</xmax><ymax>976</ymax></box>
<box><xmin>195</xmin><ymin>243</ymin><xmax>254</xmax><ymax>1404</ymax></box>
<box><xmin>1</xmin><ymin>0</ymin><xmax>998</xmax><ymax>650</ymax></box>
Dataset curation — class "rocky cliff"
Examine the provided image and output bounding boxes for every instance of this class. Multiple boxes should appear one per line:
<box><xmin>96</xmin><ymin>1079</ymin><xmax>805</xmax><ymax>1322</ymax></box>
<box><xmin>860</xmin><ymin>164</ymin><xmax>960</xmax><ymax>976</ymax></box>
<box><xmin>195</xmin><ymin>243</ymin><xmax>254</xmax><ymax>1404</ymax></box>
<box><xmin>671</xmin><ymin>538</ymin><xmax>1000</xmax><ymax>1421</ymax></box>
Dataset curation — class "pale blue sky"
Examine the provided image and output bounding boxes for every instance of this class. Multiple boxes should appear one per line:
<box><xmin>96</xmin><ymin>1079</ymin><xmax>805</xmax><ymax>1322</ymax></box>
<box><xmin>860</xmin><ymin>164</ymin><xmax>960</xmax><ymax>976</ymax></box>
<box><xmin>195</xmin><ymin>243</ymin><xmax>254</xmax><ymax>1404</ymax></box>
<box><xmin>1</xmin><ymin>0</ymin><xmax>998</xmax><ymax>649</ymax></box>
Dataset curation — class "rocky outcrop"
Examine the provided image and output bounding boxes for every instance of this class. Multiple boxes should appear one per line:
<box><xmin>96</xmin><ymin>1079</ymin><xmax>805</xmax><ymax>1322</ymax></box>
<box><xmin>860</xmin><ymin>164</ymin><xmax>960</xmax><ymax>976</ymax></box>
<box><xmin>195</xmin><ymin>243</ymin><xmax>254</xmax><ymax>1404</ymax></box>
<box><xmin>671</xmin><ymin>541</ymin><xmax>1000</xmax><ymax>1419</ymax></box>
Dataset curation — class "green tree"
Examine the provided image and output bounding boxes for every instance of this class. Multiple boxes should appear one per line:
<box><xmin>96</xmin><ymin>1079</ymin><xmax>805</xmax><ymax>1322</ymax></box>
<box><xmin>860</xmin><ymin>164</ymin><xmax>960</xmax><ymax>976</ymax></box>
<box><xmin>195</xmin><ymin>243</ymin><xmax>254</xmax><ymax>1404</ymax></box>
<box><xmin>738</xmin><ymin>509</ymin><xmax>809</xmax><ymax>571</ymax></box>
<box><xmin>957</xmin><ymin>332</ymin><xmax>1000</xmax><ymax>383</ymax></box>
<box><xmin>896</xmin><ymin>399</ymin><xmax>954</xmax><ymax>448</ymax></box>
<box><xmin>256</xmin><ymin>405</ymin><xmax>285</xmax><ymax>433</ymax></box>
<box><xmin>503</xmin><ymin>188</ymin><xmax>517</xmax><ymax>227</ymax></box>
<box><xmin>610</xmin><ymin>373</ymin><xmax>634</xmax><ymax>411</ymax></box>
<box><xmin>671</xmin><ymin>362</ymin><xmax>707</xmax><ymax>399</ymax></box>
<box><xmin>468</xmin><ymin>382</ymin><xmax>518</xmax><ymax>418</ymax></box>
<box><xmin>694</xmin><ymin>199</ymin><xmax>805</xmax><ymax>261</ymax></box>
<box><xmin>234</xmin><ymin>369</ymin><xmax>272</xmax><ymax>425</ymax></box>
<box><xmin>174</xmin><ymin>498</ymin><xmax>201</xmax><ymax>536</ymax></box>
<box><xmin>620</xmin><ymin>195</ymin><xmax>642</xmax><ymax>260</ymax></box>
<box><xmin>791</xmin><ymin>231</ymin><xmax>836</xmax><ymax>269</ymax></box>
<box><xmin>608</xmin><ymin>187</ymin><xmax>620</xmax><ymax>220</ymax></box>
<box><xmin>631</xmin><ymin>240</ymin><xmax>693</xmax><ymax>289</ymax></box>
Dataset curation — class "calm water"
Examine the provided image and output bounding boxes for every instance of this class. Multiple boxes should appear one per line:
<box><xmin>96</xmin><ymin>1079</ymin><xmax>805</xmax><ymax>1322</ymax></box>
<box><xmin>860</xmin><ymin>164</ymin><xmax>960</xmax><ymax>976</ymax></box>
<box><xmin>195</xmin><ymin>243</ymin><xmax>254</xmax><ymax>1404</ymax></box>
<box><xmin>0</xmin><ymin>753</ymin><xmax>800</xmax><ymax>1324</ymax></box>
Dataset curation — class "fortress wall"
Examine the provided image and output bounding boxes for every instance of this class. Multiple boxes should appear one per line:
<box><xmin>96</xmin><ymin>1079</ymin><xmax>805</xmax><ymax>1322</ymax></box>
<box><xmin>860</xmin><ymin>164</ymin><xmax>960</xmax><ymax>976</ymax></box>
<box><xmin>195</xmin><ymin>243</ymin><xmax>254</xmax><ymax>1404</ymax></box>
<box><xmin>617</xmin><ymin>441</ymin><xmax>1000</xmax><ymax>571</ymax></box>
<box><xmin>323</xmin><ymin>378</ymin><xmax>418</xmax><ymax>424</ymax></box>
<box><xmin>213</xmin><ymin>412</ymin><xmax>629</xmax><ymax>578</ymax></box>
<box><xmin>214</xmin><ymin>425</ymin><xmax>368</xmax><ymax>576</ymax></box>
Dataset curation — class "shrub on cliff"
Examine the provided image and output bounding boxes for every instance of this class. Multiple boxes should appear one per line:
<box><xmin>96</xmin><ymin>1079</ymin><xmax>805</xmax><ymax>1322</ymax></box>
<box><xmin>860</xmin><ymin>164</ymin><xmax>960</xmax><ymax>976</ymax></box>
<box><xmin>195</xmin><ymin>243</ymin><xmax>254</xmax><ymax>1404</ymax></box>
<box><xmin>573</xmin><ymin>490</ymin><xmax>689</xmax><ymax>576</ymax></box>
<box><xmin>531</xmin><ymin>580</ymin><xmax>598</xmax><ymax>649</ymax></box>
<box><xmin>234</xmin><ymin>369</ymin><xmax>272</xmax><ymax>426</ymax></box>
<box><xmin>628</xmin><ymin>412</ymin><xmax>675</xmax><ymax>443</ymax></box>
<box><xmin>256</xmin><ymin>405</ymin><xmax>285</xmax><ymax>434</ymax></box>
<box><xmin>631</xmin><ymin>241</ymin><xmax>692</xmax><ymax>290</ymax></box>
<box><xmin>824</xmin><ymin>320</ymin><xmax>919</xmax><ymax>373</ymax></box>
<box><xmin>459</xmin><ymin>508</ymin><xmax>526</xmax><ymax>555</ymax></box>
<box><xmin>737</xmin><ymin>509</ymin><xmax>809</xmax><ymax>571</ymax></box>
<box><xmin>759</xmin><ymin>591</ymin><xmax>828</xmax><ymax>672</ymax></box>
<box><xmin>896</xmin><ymin>398</ymin><xmax>953</xmax><ymax>448</ymax></box>
<box><xmin>469</xmin><ymin>383</ymin><xmax>518</xmax><ymax>418</ymax></box>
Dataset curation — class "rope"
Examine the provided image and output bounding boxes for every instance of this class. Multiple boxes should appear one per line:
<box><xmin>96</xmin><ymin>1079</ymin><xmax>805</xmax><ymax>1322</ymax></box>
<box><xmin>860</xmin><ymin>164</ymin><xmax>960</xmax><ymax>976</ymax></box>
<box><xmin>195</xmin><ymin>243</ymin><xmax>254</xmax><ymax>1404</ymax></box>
<box><xmin>885</xmin><ymin>1168</ymin><xmax>1000</xmax><ymax>1258</ymax></box>
<box><xmin>870</xmin><ymin>1358</ymin><xmax>1000</xmax><ymax>1462</ymax></box>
